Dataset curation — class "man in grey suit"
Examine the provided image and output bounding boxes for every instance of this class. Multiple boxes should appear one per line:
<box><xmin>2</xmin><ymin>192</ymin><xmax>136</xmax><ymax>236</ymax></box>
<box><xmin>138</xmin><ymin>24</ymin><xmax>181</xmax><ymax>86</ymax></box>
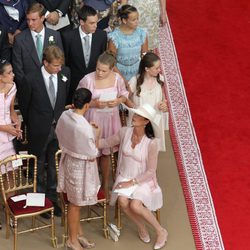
<box><xmin>12</xmin><ymin>3</ymin><xmax>63</xmax><ymax>87</ymax></box>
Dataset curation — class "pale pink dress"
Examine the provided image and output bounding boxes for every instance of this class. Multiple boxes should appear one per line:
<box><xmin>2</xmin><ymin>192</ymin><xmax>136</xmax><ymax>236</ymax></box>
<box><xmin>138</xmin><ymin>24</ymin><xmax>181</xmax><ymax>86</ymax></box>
<box><xmin>56</xmin><ymin>110</ymin><xmax>100</xmax><ymax>206</ymax></box>
<box><xmin>0</xmin><ymin>84</ymin><xmax>16</xmax><ymax>174</ymax></box>
<box><xmin>78</xmin><ymin>72</ymin><xmax>129</xmax><ymax>155</ymax></box>
<box><xmin>99</xmin><ymin>127</ymin><xmax>163</xmax><ymax>211</ymax></box>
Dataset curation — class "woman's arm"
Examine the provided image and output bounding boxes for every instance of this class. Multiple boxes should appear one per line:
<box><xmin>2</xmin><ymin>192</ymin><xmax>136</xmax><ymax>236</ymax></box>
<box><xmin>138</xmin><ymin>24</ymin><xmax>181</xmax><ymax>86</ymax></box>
<box><xmin>136</xmin><ymin>139</ymin><xmax>159</xmax><ymax>183</ymax></box>
<box><xmin>159</xmin><ymin>0</ymin><xmax>167</xmax><ymax>25</ymax></box>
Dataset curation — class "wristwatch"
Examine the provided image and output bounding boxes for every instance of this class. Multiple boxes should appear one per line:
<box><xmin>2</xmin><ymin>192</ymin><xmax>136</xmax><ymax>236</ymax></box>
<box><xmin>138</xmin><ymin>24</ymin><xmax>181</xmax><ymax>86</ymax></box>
<box><xmin>56</xmin><ymin>10</ymin><xmax>63</xmax><ymax>17</ymax></box>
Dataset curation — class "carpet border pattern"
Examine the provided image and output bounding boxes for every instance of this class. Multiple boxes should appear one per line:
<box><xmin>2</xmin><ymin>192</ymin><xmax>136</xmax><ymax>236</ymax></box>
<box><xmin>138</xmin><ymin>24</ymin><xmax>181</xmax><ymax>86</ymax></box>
<box><xmin>159</xmin><ymin>21</ymin><xmax>224</xmax><ymax>250</ymax></box>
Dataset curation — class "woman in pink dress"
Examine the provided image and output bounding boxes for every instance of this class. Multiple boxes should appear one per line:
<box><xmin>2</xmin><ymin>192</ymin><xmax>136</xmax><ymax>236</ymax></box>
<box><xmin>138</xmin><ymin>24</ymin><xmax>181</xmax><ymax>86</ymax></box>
<box><xmin>98</xmin><ymin>104</ymin><xmax>168</xmax><ymax>250</ymax></box>
<box><xmin>78</xmin><ymin>51</ymin><xmax>129</xmax><ymax>197</ymax></box>
<box><xmin>0</xmin><ymin>59</ymin><xmax>22</xmax><ymax>229</ymax></box>
<box><xmin>56</xmin><ymin>88</ymin><xmax>100</xmax><ymax>250</ymax></box>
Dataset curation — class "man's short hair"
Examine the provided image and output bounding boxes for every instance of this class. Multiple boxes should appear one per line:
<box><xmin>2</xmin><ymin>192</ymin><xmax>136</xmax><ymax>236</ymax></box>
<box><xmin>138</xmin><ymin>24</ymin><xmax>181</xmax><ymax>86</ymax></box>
<box><xmin>26</xmin><ymin>3</ymin><xmax>46</xmax><ymax>17</ymax></box>
<box><xmin>78</xmin><ymin>5</ymin><xmax>97</xmax><ymax>22</ymax></box>
<box><xmin>42</xmin><ymin>46</ymin><xmax>65</xmax><ymax>64</ymax></box>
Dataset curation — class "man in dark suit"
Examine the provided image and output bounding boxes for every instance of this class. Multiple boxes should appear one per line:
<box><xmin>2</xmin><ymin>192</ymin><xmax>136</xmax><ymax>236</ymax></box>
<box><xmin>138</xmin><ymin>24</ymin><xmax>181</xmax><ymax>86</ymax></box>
<box><xmin>12</xmin><ymin>3</ymin><xmax>63</xmax><ymax>88</ymax></box>
<box><xmin>62</xmin><ymin>5</ymin><xmax>107</xmax><ymax>104</ymax></box>
<box><xmin>0</xmin><ymin>25</ymin><xmax>10</xmax><ymax>60</ymax></box>
<box><xmin>18</xmin><ymin>46</ymin><xmax>70</xmax><ymax>218</ymax></box>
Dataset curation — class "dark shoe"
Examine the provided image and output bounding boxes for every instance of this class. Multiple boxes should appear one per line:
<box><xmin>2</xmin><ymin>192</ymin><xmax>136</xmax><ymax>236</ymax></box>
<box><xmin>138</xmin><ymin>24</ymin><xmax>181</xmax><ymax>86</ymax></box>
<box><xmin>53</xmin><ymin>202</ymin><xmax>62</xmax><ymax>217</ymax></box>
<box><xmin>40</xmin><ymin>212</ymin><xmax>51</xmax><ymax>219</ymax></box>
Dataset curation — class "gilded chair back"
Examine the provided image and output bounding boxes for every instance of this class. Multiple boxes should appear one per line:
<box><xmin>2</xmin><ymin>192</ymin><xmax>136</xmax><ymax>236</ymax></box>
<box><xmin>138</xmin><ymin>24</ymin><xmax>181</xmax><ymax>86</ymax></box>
<box><xmin>0</xmin><ymin>154</ymin><xmax>37</xmax><ymax>203</ymax></box>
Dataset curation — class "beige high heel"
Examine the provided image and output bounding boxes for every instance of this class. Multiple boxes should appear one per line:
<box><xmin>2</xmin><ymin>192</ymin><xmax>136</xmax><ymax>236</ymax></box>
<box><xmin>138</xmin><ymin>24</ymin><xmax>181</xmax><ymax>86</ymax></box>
<box><xmin>154</xmin><ymin>228</ymin><xmax>168</xmax><ymax>250</ymax></box>
<box><xmin>65</xmin><ymin>240</ymin><xmax>84</xmax><ymax>250</ymax></box>
<box><xmin>138</xmin><ymin>228</ymin><xmax>151</xmax><ymax>243</ymax></box>
<box><xmin>78</xmin><ymin>235</ymin><xmax>95</xmax><ymax>249</ymax></box>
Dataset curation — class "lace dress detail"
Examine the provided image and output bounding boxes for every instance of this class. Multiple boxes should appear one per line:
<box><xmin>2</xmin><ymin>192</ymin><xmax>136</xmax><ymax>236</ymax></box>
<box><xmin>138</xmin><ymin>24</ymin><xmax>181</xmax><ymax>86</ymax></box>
<box><xmin>108</xmin><ymin>27</ymin><xmax>147</xmax><ymax>81</ymax></box>
<box><xmin>129</xmin><ymin>0</ymin><xmax>160</xmax><ymax>50</ymax></box>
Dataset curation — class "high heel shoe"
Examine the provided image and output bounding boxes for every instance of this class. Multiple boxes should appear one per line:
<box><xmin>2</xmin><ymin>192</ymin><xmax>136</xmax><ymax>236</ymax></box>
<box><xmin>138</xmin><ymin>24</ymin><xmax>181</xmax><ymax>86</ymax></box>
<box><xmin>65</xmin><ymin>240</ymin><xmax>84</xmax><ymax>250</ymax></box>
<box><xmin>154</xmin><ymin>228</ymin><xmax>168</xmax><ymax>250</ymax></box>
<box><xmin>78</xmin><ymin>235</ymin><xmax>95</xmax><ymax>249</ymax></box>
<box><xmin>138</xmin><ymin>228</ymin><xmax>150</xmax><ymax>243</ymax></box>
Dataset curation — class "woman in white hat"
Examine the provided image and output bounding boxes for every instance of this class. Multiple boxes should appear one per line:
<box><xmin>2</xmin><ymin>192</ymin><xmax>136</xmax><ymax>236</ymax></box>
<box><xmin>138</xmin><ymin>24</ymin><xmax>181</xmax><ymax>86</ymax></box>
<box><xmin>98</xmin><ymin>103</ymin><xmax>168</xmax><ymax>250</ymax></box>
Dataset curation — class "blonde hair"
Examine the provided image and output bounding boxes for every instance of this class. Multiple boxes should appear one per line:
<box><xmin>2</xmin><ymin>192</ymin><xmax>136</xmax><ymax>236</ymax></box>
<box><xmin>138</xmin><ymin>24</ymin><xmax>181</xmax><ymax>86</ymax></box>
<box><xmin>42</xmin><ymin>46</ymin><xmax>65</xmax><ymax>64</ymax></box>
<box><xmin>97</xmin><ymin>51</ymin><xmax>116</xmax><ymax>69</ymax></box>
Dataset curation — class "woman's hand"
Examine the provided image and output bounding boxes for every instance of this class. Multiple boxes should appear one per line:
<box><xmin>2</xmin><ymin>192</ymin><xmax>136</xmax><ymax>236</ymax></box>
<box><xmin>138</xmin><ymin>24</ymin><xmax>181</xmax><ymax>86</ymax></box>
<box><xmin>107</xmin><ymin>98</ymin><xmax>121</xmax><ymax>108</ymax></box>
<box><xmin>160</xmin><ymin>11</ymin><xmax>167</xmax><ymax>26</ymax></box>
<box><xmin>91</xmin><ymin>122</ymin><xmax>101</xmax><ymax>136</ymax></box>
<box><xmin>158</xmin><ymin>100</ymin><xmax>168</xmax><ymax>112</ymax></box>
<box><xmin>93</xmin><ymin>99</ymin><xmax>107</xmax><ymax>109</ymax></box>
<box><xmin>3</xmin><ymin>123</ymin><xmax>23</xmax><ymax>137</ymax></box>
<box><xmin>115</xmin><ymin>180</ymin><xmax>133</xmax><ymax>189</ymax></box>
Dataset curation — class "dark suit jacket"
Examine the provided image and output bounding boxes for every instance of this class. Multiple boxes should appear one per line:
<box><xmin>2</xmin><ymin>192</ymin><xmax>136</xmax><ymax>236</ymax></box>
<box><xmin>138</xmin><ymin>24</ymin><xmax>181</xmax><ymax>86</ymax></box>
<box><xmin>0</xmin><ymin>25</ymin><xmax>10</xmax><ymax>60</ymax></box>
<box><xmin>0</xmin><ymin>0</ymin><xmax>28</xmax><ymax>33</ymax></box>
<box><xmin>18</xmin><ymin>66</ymin><xmax>70</xmax><ymax>156</ymax></box>
<box><xmin>12</xmin><ymin>27</ymin><xmax>63</xmax><ymax>87</ymax></box>
<box><xmin>62</xmin><ymin>28</ymin><xmax>107</xmax><ymax>103</ymax></box>
<box><xmin>29</xmin><ymin>0</ymin><xmax>70</xmax><ymax>15</ymax></box>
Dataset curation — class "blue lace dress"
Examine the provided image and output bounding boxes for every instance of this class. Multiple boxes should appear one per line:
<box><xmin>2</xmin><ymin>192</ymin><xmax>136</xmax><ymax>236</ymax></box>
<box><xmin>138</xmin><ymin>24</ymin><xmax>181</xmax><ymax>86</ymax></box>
<box><xmin>108</xmin><ymin>27</ymin><xmax>147</xmax><ymax>81</ymax></box>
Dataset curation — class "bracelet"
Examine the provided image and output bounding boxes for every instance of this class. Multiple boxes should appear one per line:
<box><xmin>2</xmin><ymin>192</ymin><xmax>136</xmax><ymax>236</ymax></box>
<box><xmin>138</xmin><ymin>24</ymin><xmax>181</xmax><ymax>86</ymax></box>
<box><xmin>132</xmin><ymin>178</ymin><xmax>137</xmax><ymax>185</ymax></box>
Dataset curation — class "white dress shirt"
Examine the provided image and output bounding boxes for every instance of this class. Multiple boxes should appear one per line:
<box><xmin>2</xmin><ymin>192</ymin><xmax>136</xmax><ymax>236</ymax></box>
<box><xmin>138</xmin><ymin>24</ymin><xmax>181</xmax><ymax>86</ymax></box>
<box><xmin>79</xmin><ymin>26</ymin><xmax>92</xmax><ymax>52</ymax></box>
<box><xmin>31</xmin><ymin>27</ymin><xmax>45</xmax><ymax>48</ymax></box>
<box><xmin>41</xmin><ymin>66</ymin><xmax>58</xmax><ymax>98</ymax></box>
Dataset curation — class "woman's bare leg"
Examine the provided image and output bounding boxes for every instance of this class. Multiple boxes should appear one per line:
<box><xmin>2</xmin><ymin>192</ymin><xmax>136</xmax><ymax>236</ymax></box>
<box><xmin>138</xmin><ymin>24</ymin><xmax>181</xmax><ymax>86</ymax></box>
<box><xmin>67</xmin><ymin>203</ymin><xmax>84</xmax><ymax>249</ymax></box>
<box><xmin>100</xmin><ymin>155</ymin><xmax>110</xmax><ymax>197</ymax></box>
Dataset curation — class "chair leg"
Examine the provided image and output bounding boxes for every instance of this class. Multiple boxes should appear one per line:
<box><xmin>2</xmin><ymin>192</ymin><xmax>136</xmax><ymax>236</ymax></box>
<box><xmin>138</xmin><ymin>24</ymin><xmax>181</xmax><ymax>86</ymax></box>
<box><xmin>103</xmin><ymin>201</ymin><xmax>108</xmax><ymax>238</ymax></box>
<box><xmin>156</xmin><ymin>209</ymin><xmax>161</xmax><ymax>223</ymax></box>
<box><xmin>64</xmin><ymin>205</ymin><xmax>68</xmax><ymax>242</ymax></box>
<box><xmin>32</xmin><ymin>216</ymin><xmax>35</xmax><ymax>229</ymax></box>
<box><xmin>51</xmin><ymin>210</ymin><xmax>57</xmax><ymax>248</ymax></box>
<box><xmin>5</xmin><ymin>211</ymin><xmax>10</xmax><ymax>239</ymax></box>
<box><xmin>13</xmin><ymin>218</ymin><xmax>18</xmax><ymax>250</ymax></box>
<box><xmin>116</xmin><ymin>203</ymin><xmax>121</xmax><ymax>230</ymax></box>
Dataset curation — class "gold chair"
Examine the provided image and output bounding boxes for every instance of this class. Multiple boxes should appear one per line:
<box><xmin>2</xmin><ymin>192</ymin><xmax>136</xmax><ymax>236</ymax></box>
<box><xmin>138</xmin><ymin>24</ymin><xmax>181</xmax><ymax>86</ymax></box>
<box><xmin>0</xmin><ymin>154</ymin><xmax>57</xmax><ymax>250</ymax></box>
<box><xmin>55</xmin><ymin>150</ymin><xmax>109</xmax><ymax>245</ymax></box>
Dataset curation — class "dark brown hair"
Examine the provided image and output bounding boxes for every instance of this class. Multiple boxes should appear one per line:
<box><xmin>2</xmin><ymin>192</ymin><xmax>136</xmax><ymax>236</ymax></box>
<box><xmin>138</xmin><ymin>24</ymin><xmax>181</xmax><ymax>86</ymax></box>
<box><xmin>117</xmin><ymin>4</ymin><xmax>138</xmax><ymax>21</ymax></box>
<box><xmin>136</xmin><ymin>52</ymin><xmax>163</xmax><ymax>96</ymax></box>
<box><xmin>0</xmin><ymin>59</ymin><xmax>11</xmax><ymax>75</ymax></box>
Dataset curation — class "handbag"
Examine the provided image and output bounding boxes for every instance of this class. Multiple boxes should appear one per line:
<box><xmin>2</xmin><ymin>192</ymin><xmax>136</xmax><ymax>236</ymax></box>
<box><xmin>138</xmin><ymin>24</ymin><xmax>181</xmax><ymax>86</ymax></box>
<box><xmin>107</xmin><ymin>223</ymin><xmax>120</xmax><ymax>241</ymax></box>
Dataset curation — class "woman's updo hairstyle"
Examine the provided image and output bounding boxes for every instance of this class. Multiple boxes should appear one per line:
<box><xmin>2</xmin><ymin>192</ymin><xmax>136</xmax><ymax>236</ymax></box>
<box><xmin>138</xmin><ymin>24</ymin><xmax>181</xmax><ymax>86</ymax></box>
<box><xmin>98</xmin><ymin>51</ymin><xmax>117</xmax><ymax>69</ymax></box>
<box><xmin>117</xmin><ymin>4</ymin><xmax>137</xmax><ymax>21</ymax></box>
<box><xmin>0</xmin><ymin>59</ymin><xmax>11</xmax><ymax>75</ymax></box>
<box><xmin>73</xmin><ymin>88</ymin><xmax>92</xmax><ymax>109</ymax></box>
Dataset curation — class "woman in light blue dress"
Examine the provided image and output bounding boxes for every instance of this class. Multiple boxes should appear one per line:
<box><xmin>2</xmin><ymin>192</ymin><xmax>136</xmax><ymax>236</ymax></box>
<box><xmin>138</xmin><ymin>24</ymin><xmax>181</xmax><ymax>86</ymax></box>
<box><xmin>108</xmin><ymin>4</ymin><xmax>148</xmax><ymax>84</ymax></box>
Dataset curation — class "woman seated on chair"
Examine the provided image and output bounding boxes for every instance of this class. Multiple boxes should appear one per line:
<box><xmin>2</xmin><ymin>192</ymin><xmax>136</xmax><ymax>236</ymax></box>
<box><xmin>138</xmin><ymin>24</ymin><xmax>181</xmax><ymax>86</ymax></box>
<box><xmin>56</xmin><ymin>88</ymin><xmax>100</xmax><ymax>250</ymax></box>
<box><xmin>97</xmin><ymin>104</ymin><xmax>168</xmax><ymax>250</ymax></box>
<box><xmin>0</xmin><ymin>59</ymin><xmax>22</xmax><ymax>230</ymax></box>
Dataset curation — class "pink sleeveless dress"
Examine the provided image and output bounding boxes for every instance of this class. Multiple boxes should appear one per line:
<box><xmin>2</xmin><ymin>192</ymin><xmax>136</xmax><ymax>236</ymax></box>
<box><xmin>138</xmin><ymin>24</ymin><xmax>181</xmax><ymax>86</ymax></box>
<box><xmin>78</xmin><ymin>72</ymin><xmax>128</xmax><ymax>155</ymax></box>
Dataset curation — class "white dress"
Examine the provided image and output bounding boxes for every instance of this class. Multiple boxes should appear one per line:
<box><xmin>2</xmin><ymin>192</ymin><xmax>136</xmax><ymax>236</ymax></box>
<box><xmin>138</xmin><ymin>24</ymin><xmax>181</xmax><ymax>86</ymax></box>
<box><xmin>129</xmin><ymin>75</ymin><xmax>168</xmax><ymax>151</ymax></box>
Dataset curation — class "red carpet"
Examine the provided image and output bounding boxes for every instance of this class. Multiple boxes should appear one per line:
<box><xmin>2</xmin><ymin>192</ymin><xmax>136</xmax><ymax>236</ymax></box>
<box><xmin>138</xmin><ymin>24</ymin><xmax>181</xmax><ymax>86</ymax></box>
<box><xmin>164</xmin><ymin>0</ymin><xmax>250</xmax><ymax>249</ymax></box>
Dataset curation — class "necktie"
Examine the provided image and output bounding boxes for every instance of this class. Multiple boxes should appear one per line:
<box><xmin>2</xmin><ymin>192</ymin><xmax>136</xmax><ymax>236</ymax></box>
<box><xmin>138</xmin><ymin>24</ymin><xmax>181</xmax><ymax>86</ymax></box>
<box><xmin>36</xmin><ymin>34</ymin><xmax>43</xmax><ymax>62</ymax></box>
<box><xmin>48</xmin><ymin>75</ymin><xmax>56</xmax><ymax>108</ymax></box>
<box><xmin>83</xmin><ymin>35</ymin><xmax>90</xmax><ymax>67</ymax></box>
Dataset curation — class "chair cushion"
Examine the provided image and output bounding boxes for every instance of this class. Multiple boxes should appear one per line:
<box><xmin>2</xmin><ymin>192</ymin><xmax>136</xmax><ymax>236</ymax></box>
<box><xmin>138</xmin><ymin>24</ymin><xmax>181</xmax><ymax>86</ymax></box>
<box><xmin>97</xmin><ymin>189</ymin><xmax>106</xmax><ymax>200</ymax></box>
<box><xmin>8</xmin><ymin>194</ymin><xmax>53</xmax><ymax>216</ymax></box>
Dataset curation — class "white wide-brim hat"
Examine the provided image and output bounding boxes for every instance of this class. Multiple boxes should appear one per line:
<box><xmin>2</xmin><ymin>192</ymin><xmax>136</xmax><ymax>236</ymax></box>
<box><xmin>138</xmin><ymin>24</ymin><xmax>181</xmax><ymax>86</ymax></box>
<box><xmin>125</xmin><ymin>104</ymin><xmax>162</xmax><ymax>139</ymax></box>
